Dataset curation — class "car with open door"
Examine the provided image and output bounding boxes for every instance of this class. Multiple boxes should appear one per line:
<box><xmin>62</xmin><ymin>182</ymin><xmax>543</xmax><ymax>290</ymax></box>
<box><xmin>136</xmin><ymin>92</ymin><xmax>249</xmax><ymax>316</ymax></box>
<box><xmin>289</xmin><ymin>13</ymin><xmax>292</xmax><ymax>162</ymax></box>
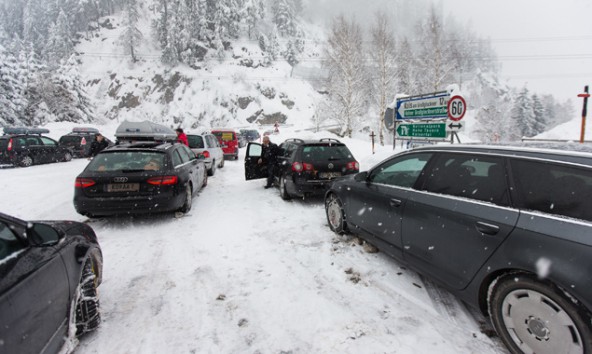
<box><xmin>324</xmin><ymin>143</ymin><xmax>592</xmax><ymax>354</ymax></box>
<box><xmin>245</xmin><ymin>138</ymin><xmax>359</xmax><ymax>200</ymax></box>
<box><xmin>0</xmin><ymin>212</ymin><xmax>102</xmax><ymax>354</ymax></box>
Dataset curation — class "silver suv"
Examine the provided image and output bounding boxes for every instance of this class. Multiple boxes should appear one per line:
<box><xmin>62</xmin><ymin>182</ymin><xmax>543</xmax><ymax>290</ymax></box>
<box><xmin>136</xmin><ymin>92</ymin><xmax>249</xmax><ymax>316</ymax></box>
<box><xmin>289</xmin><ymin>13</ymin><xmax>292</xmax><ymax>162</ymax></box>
<box><xmin>187</xmin><ymin>133</ymin><xmax>224</xmax><ymax>176</ymax></box>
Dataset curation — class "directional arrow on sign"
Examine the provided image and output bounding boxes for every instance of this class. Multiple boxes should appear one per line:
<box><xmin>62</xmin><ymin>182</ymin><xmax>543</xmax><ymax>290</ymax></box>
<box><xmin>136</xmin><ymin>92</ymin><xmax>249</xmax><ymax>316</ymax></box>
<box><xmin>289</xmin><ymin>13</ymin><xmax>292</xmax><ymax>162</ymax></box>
<box><xmin>448</xmin><ymin>123</ymin><xmax>463</xmax><ymax>129</ymax></box>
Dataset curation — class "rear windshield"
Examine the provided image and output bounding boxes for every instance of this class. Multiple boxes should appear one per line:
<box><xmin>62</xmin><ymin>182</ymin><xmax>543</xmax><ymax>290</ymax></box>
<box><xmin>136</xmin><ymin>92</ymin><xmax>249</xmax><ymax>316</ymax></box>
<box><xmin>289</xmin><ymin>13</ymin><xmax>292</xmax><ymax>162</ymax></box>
<box><xmin>213</xmin><ymin>132</ymin><xmax>235</xmax><ymax>141</ymax></box>
<box><xmin>86</xmin><ymin>151</ymin><xmax>166</xmax><ymax>172</ymax></box>
<box><xmin>187</xmin><ymin>135</ymin><xmax>204</xmax><ymax>149</ymax></box>
<box><xmin>301</xmin><ymin>144</ymin><xmax>354</xmax><ymax>162</ymax></box>
<box><xmin>59</xmin><ymin>136</ymin><xmax>82</xmax><ymax>144</ymax></box>
<box><xmin>0</xmin><ymin>139</ymin><xmax>7</xmax><ymax>150</ymax></box>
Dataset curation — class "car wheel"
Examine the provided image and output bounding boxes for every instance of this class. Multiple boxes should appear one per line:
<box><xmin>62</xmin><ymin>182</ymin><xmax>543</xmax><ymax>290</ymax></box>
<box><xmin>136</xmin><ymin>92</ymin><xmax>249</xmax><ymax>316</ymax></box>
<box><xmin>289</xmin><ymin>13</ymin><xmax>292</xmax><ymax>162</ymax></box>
<box><xmin>202</xmin><ymin>170</ymin><xmax>208</xmax><ymax>187</ymax></box>
<box><xmin>75</xmin><ymin>257</ymin><xmax>101</xmax><ymax>336</ymax></box>
<box><xmin>63</xmin><ymin>151</ymin><xmax>73</xmax><ymax>162</ymax></box>
<box><xmin>208</xmin><ymin>160</ymin><xmax>216</xmax><ymax>176</ymax></box>
<box><xmin>179</xmin><ymin>183</ymin><xmax>192</xmax><ymax>213</ymax></box>
<box><xmin>488</xmin><ymin>273</ymin><xmax>592</xmax><ymax>354</ymax></box>
<box><xmin>280</xmin><ymin>175</ymin><xmax>291</xmax><ymax>200</ymax></box>
<box><xmin>19</xmin><ymin>155</ymin><xmax>33</xmax><ymax>167</ymax></box>
<box><xmin>325</xmin><ymin>193</ymin><xmax>347</xmax><ymax>234</ymax></box>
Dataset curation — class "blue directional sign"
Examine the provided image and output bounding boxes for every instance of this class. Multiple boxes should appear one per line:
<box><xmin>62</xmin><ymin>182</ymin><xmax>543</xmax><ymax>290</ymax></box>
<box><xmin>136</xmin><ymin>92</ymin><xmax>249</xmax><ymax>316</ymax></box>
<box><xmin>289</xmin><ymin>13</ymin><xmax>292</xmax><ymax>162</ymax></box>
<box><xmin>396</xmin><ymin>92</ymin><xmax>450</xmax><ymax>120</ymax></box>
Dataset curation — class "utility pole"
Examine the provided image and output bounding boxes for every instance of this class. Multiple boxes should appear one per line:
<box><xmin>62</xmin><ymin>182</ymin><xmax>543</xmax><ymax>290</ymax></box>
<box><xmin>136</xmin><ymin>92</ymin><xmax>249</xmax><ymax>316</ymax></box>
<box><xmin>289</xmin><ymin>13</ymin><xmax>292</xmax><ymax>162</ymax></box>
<box><xmin>578</xmin><ymin>86</ymin><xmax>590</xmax><ymax>143</ymax></box>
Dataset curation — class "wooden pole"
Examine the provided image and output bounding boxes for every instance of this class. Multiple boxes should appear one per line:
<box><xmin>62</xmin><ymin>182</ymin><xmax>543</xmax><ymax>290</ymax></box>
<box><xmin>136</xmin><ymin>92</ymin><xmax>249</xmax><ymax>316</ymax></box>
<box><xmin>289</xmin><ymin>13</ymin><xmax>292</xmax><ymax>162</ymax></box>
<box><xmin>370</xmin><ymin>131</ymin><xmax>376</xmax><ymax>154</ymax></box>
<box><xmin>578</xmin><ymin>86</ymin><xmax>590</xmax><ymax>144</ymax></box>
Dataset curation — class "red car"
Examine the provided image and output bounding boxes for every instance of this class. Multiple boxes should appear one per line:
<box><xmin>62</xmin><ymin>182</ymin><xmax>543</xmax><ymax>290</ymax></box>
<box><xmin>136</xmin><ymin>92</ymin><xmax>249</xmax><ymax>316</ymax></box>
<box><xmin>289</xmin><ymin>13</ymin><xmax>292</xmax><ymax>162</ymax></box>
<box><xmin>211</xmin><ymin>129</ymin><xmax>240</xmax><ymax>160</ymax></box>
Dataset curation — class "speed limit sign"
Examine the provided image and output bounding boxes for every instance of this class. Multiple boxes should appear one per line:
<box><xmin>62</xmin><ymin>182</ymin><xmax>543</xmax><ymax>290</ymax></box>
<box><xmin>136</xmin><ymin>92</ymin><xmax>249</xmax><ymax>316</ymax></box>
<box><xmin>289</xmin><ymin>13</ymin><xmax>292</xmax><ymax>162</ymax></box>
<box><xmin>447</xmin><ymin>95</ymin><xmax>466</xmax><ymax>121</ymax></box>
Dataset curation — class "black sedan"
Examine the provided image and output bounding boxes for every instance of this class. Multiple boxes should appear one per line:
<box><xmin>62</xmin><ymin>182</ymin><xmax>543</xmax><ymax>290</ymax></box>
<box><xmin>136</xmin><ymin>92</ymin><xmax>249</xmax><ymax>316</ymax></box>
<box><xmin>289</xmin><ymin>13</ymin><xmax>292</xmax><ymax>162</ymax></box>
<box><xmin>74</xmin><ymin>141</ymin><xmax>207</xmax><ymax>217</ymax></box>
<box><xmin>325</xmin><ymin>144</ymin><xmax>592</xmax><ymax>354</ymax></box>
<box><xmin>0</xmin><ymin>212</ymin><xmax>102</xmax><ymax>354</ymax></box>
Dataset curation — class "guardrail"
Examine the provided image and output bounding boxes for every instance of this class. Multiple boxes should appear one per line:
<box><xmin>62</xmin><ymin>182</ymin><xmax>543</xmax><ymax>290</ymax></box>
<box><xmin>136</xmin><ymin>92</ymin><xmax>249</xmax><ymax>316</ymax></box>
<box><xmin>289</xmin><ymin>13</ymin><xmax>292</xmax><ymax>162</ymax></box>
<box><xmin>521</xmin><ymin>138</ymin><xmax>592</xmax><ymax>144</ymax></box>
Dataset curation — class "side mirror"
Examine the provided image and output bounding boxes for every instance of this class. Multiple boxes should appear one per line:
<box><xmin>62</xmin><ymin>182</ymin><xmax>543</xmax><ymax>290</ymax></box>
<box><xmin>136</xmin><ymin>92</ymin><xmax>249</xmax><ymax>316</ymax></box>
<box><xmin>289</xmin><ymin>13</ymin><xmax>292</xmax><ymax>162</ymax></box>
<box><xmin>354</xmin><ymin>171</ymin><xmax>369</xmax><ymax>182</ymax></box>
<box><xmin>29</xmin><ymin>223</ymin><xmax>63</xmax><ymax>246</ymax></box>
<box><xmin>196</xmin><ymin>153</ymin><xmax>206</xmax><ymax>160</ymax></box>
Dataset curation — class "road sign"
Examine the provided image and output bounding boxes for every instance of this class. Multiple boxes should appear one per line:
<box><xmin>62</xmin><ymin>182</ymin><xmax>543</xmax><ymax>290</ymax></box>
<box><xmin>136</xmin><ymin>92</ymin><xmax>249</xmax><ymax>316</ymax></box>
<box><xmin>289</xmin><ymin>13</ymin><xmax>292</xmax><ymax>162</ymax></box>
<box><xmin>396</xmin><ymin>92</ymin><xmax>450</xmax><ymax>120</ymax></box>
<box><xmin>396</xmin><ymin>122</ymin><xmax>447</xmax><ymax>138</ymax></box>
<box><xmin>447</xmin><ymin>95</ymin><xmax>466</xmax><ymax>121</ymax></box>
<box><xmin>446</xmin><ymin>121</ymin><xmax>465</xmax><ymax>132</ymax></box>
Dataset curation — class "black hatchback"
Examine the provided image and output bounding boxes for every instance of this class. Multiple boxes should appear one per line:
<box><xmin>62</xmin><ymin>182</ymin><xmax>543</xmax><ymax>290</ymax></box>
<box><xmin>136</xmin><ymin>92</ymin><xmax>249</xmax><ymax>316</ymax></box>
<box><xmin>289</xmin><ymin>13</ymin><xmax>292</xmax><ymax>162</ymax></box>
<box><xmin>245</xmin><ymin>138</ymin><xmax>359</xmax><ymax>199</ymax></box>
<box><xmin>324</xmin><ymin>144</ymin><xmax>592</xmax><ymax>354</ymax></box>
<box><xmin>59</xmin><ymin>127</ymin><xmax>112</xmax><ymax>158</ymax></box>
<box><xmin>0</xmin><ymin>128</ymin><xmax>73</xmax><ymax>167</ymax></box>
<box><xmin>74</xmin><ymin>141</ymin><xmax>207</xmax><ymax>217</ymax></box>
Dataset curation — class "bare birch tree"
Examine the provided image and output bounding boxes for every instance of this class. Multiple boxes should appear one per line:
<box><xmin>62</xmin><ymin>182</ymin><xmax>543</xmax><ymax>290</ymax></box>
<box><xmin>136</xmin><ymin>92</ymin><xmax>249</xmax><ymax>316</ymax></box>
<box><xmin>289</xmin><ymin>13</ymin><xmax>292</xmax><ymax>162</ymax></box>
<box><xmin>369</xmin><ymin>11</ymin><xmax>397</xmax><ymax>145</ymax></box>
<box><xmin>323</xmin><ymin>15</ymin><xmax>367</xmax><ymax>138</ymax></box>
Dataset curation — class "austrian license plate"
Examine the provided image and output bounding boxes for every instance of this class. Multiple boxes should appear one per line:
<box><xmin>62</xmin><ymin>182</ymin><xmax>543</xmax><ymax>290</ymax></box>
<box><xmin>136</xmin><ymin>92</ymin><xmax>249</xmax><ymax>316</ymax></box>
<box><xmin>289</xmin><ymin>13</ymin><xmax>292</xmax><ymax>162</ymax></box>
<box><xmin>107</xmin><ymin>183</ymin><xmax>139</xmax><ymax>192</ymax></box>
<box><xmin>319</xmin><ymin>172</ymin><xmax>342</xmax><ymax>179</ymax></box>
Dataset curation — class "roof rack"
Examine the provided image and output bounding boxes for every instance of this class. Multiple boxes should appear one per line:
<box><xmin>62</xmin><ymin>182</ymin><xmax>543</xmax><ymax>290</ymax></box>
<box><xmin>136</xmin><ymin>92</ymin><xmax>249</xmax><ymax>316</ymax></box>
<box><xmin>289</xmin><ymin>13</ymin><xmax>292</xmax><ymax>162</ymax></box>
<box><xmin>115</xmin><ymin>120</ymin><xmax>177</xmax><ymax>143</ymax></box>
<box><xmin>3</xmin><ymin>127</ymin><xmax>50</xmax><ymax>135</ymax></box>
<box><xmin>284</xmin><ymin>138</ymin><xmax>305</xmax><ymax>144</ymax></box>
<box><xmin>319</xmin><ymin>138</ymin><xmax>342</xmax><ymax>144</ymax></box>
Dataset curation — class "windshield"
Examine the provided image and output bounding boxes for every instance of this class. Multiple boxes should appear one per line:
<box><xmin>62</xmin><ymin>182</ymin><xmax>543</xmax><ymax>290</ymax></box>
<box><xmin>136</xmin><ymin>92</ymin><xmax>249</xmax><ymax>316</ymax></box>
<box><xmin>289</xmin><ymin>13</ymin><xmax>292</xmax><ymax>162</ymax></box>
<box><xmin>301</xmin><ymin>144</ymin><xmax>354</xmax><ymax>162</ymax></box>
<box><xmin>86</xmin><ymin>151</ymin><xmax>166</xmax><ymax>172</ymax></box>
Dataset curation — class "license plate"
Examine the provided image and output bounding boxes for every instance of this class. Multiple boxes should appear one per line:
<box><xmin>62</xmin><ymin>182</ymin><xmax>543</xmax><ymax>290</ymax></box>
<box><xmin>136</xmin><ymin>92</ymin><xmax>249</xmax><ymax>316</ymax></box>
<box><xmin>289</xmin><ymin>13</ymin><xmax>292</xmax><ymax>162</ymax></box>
<box><xmin>319</xmin><ymin>172</ymin><xmax>342</xmax><ymax>179</ymax></box>
<box><xmin>107</xmin><ymin>183</ymin><xmax>139</xmax><ymax>192</ymax></box>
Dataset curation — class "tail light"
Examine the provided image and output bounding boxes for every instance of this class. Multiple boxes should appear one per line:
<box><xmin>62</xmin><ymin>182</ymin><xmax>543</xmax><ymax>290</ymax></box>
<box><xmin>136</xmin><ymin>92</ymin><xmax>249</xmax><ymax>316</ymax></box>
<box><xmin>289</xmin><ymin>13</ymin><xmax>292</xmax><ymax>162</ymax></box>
<box><xmin>81</xmin><ymin>137</ymin><xmax>87</xmax><ymax>145</ymax></box>
<box><xmin>202</xmin><ymin>150</ymin><xmax>210</xmax><ymax>158</ymax></box>
<box><xmin>7</xmin><ymin>138</ymin><xmax>13</xmax><ymax>151</ymax></box>
<box><xmin>75</xmin><ymin>178</ymin><xmax>96</xmax><ymax>188</ymax></box>
<box><xmin>292</xmin><ymin>162</ymin><xmax>314</xmax><ymax>172</ymax></box>
<box><xmin>346</xmin><ymin>161</ymin><xmax>360</xmax><ymax>171</ymax></box>
<box><xmin>147</xmin><ymin>176</ymin><xmax>178</xmax><ymax>185</ymax></box>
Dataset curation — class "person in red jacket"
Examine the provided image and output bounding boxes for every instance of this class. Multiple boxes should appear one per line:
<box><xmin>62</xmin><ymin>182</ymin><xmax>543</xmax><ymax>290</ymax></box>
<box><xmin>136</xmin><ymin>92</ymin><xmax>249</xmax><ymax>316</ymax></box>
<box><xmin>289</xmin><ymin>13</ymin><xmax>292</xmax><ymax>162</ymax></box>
<box><xmin>175</xmin><ymin>128</ymin><xmax>188</xmax><ymax>146</ymax></box>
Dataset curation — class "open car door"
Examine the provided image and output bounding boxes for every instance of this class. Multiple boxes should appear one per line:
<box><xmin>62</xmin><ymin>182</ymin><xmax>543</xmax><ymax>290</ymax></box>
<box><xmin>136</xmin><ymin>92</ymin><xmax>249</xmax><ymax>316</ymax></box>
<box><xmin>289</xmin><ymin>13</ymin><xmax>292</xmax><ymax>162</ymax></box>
<box><xmin>244</xmin><ymin>143</ymin><xmax>267</xmax><ymax>180</ymax></box>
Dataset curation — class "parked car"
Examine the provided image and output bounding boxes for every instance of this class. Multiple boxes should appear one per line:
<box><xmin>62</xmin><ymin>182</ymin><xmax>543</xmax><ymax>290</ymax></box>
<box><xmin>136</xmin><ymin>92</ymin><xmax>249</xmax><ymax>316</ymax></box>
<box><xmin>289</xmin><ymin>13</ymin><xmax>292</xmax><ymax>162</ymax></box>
<box><xmin>59</xmin><ymin>127</ymin><xmax>113</xmax><ymax>158</ymax></box>
<box><xmin>0</xmin><ymin>212</ymin><xmax>102</xmax><ymax>354</ymax></box>
<box><xmin>324</xmin><ymin>143</ymin><xmax>592</xmax><ymax>354</ymax></box>
<box><xmin>211</xmin><ymin>129</ymin><xmax>240</xmax><ymax>160</ymax></box>
<box><xmin>245</xmin><ymin>138</ymin><xmax>359</xmax><ymax>200</ymax></box>
<box><xmin>0</xmin><ymin>127</ymin><xmax>73</xmax><ymax>167</ymax></box>
<box><xmin>240</xmin><ymin>129</ymin><xmax>261</xmax><ymax>142</ymax></box>
<box><xmin>74</xmin><ymin>141</ymin><xmax>207</xmax><ymax>217</ymax></box>
<box><xmin>237</xmin><ymin>132</ymin><xmax>248</xmax><ymax>148</ymax></box>
<box><xmin>187</xmin><ymin>133</ymin><xmax>225</xmax><ymax>176</ymax></box>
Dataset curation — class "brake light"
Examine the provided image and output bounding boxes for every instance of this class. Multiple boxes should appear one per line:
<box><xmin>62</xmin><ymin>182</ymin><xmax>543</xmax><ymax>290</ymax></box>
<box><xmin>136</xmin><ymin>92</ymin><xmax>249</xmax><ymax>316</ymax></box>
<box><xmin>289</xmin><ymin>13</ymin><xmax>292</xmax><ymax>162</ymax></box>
<box><xmin>346</xmin><ymin>161</ymin><xmax>360</xmax><ymax>171</ymax></box>
<box><xmin>7</xmin><ymin>138</ymin><xmax>12</xmax><ymax>151</ymax></box>
<box><xmin>81</xmin><ymin>137</ymin><xmax>87</xmax><ymax>145</ymax></box>
<box><xmin>292</xmin><ymin>162</ymin><xmax>314</xmax><ymax>172</ymax></box>
<box><xmin>75</xmin><ymin>178</ymin><xmax>96</xmax><ymax>188</ymax></box>
<box><xmin>147</xmin><ymin>176</ymin><xmax>178</xmax><ymax>185</ymax></box>
<box><xmin>202</xmin><ymin>150</ymin><xmax>210</xmax><ymax>158</ymax></box>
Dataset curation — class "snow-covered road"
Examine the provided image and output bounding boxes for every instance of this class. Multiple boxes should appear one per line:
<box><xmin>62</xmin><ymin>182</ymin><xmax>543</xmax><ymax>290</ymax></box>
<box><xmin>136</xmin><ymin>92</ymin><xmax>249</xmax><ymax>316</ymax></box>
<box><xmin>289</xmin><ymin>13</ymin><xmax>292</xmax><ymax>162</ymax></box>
<box><xmin>1</xmin><ymin>142</ymin><xmax>506</xmax><ymax>353</ymax></box>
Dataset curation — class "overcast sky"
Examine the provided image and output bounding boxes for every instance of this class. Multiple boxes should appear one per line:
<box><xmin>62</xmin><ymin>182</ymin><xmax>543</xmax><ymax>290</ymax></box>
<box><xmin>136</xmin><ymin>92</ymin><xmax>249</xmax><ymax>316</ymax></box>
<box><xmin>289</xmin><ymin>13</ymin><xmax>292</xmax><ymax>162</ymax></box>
<box><xmin>305</xmin><ymin>0</ymin><xmax>592</xmax><ymax>105</ymax></box>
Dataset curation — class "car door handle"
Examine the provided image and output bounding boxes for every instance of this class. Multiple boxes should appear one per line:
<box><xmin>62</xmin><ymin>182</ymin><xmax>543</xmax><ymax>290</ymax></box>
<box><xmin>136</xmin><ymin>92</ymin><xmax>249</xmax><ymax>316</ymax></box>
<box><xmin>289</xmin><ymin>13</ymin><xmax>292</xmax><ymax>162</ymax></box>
<box><xmin>390</xmin><ymin>198</ymin><xmax>402</xmax><ymax>207</ymax></box>
<box><xmin>475</xmin><ymin>221</ymin><xmax>500</xmax><ymax>235</ymax></box>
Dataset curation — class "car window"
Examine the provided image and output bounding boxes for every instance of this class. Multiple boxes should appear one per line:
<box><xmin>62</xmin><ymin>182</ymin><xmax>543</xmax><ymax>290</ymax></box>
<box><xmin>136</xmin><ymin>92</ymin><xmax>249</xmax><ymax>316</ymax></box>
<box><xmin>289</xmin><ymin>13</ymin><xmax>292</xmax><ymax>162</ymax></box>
<box><xmin>39</xmin><ymin>137</ymin><xmax>57</xmax><ymax>146</ymax></box>
<box><xmin>15</xmin><ymin>137</ymin><xmax>27</xmax><ymax>147</ymax></box>
<box><xmin>179</xmin><ymin>145</ymin><xmax>195</xmax><ymax>161</ymax></box>
<box><xmin>248</xmin><ymin>143</ymin><xmax>262</xmax><ymax>157</ymax></box>
<box><xmin>59</xmin><ymin>136</ymin><xmax>82</xmax><ymax>144</ymax></box>
<box><xmin>369</xmin><ymin>153</ymin><xmax>432</xmax><ymax>188</ymax></box>
<box><xmin>301</xmin><ymin>144</ymin><xmax>353</xmax><ymax>162</ymax></box>
<box><xmin>86</xmin><ymin>152</ymin><xmax>166</xmax><ymax>172</ymax></box>
<box><xmin>172</xmin><ymin>149</ymin><xmax>184</xmax><ymax>167</ymax></box>
<box><xmin>213</xmin><ymin>132</ymin><xmax>235</xmax><ymax>142</ymax></box>
<box><xmin>25</xmin><ymin>137</ymin><xmax>40</xmax><ymax>146</ymax></box>
<box><xmin>207</xmin><ymin>136</ymin><xmax>219</xmax><ymax>148</ymax></box>
<box><xmin>187</xmin><ymin>135</ymin><xmax>204</xmax><ymax>149</ymax></box>
<box><xmin>510</xmin><ymin>159</ymin><xmax>592</xmax><ymax>221</ymax></box>
<box><xmin>0</xmin><ymin>221</ymin><xmax>25</xmax><ymax>261</ymax></box>
<box><xmin>422</xmin><ymin>153</ymin><xmax>509</xmax><ymax>206</ymax></box>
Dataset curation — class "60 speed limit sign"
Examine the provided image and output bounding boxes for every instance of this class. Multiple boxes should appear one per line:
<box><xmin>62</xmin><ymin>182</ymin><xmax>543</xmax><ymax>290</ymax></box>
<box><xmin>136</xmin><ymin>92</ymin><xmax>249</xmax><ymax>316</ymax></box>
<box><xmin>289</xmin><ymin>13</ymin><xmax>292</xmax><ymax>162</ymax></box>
<box><xmin>447</xmin><ymin>95</ymin><xmax>466</xmax><ymax>121</ymax></box>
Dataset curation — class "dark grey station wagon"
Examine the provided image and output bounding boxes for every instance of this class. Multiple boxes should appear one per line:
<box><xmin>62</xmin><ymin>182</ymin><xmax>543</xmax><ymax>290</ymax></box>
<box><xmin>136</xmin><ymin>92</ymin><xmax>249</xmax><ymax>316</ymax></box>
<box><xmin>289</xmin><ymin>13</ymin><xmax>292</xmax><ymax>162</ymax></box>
<box><xmin>325</xmin><ymin>144</ymin><xmax>592</xmax><ymax>354</ymax></box>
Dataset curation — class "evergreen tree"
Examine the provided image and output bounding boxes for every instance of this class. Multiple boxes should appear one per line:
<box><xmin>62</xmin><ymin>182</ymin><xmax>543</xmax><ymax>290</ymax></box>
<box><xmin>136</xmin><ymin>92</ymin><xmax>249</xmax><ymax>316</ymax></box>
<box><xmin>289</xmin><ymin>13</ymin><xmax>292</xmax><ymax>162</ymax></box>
<box><xmin>509</xmin><ymin>86</ymin><xmax>536</xmax><ymax>140</ymax></box>
<box><xmin>272</xmin><ymin>0</ymin><xmax>298</xmax><ymax>37</ymax></box>
<box><xmin>283</xmin><ymin>40</ymin><xmax>298</xmax><ymax>66</ymax></box>
<box><xmin>395</xmin><ymin>38</ymin><xmax>414</xmax><ymax>95</ymax></box>
<box><xmin>44</xmin><ymin>10</ymin><xmax>75</xmax><ymax>66</ymax></box>
<box><xmin>23</xmin><ymin>0</ymin><xmax>49</xmax><ymax>53</ymax></box>
<box><xmin>119</xmin><ymin>0</ymin><xmax>143</xmax><ymax>62</ymax></box>
<box><xmin>531</xmin><ymin>94</ymin><xmax>546</xmax><ymax>134</ymax></box>
<box><xmin>0</xmin><ymin>42</ymin><xmax>26</xmax><ymax>126</ymax></box>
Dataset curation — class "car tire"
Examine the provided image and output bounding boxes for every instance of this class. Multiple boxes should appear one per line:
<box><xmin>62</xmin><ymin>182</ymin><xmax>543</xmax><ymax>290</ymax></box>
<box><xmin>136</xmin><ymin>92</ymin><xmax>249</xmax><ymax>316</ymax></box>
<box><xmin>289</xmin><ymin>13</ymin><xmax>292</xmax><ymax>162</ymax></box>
<box><xmin>202</xmin><ymin>170</ymin><xmax>208</xmax><ymax>187</ymax></box>
<box><xmin>280</xmin><ymin>175</ymin><xmax>291</xmax><ymax>200</ymax></box>
<box><xmin>219</xmin><ymin>158</ymin><xmax>224</xmax><ymax>169</ymax></box>
<box><xmin>208</xmin><ymin>160</ymin><xmax>216</xmax><ymax>176</ymax></box>
<box><xmin>488</xmin><ymin>273</ymin><xmax>592</xmax><ymax>354</ymax></box>
<box><xmin>179</xmin><ymin>183</ymin><xmax>192</xmax><ymax>213</ymax></box>
<box><xmin>325</xmin><ymin>193</ymin><xmax>348</xmax><ymax>234</ymax></box>
<box><xmin>75</xmin><ymin>257</ymin><xmax>101</xmax><ymax>336</ymax></box>
<box><xmin>63</xmin><ymin>151</ymin><xmax>73</xmax><ymax>162</ymax></box>
<box><xmin>19</xmin><ymin>155</ymin><xmax>33</xmax><ymax>167</ymax></box>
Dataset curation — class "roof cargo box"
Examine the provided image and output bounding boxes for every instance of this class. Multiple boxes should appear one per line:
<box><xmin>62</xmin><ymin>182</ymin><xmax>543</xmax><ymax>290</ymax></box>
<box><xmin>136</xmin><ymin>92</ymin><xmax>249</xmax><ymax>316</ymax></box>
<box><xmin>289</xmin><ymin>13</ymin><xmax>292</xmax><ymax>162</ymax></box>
<box><xmin>3</xmin><ymin>127</ymin><xmax>50</xmax><ymax>135</ymax></box>
<box><xmin>72</xmin><ymin>127</ymin><xmax>100</xmax><ymax>134</ymax></box>
<box><xmin>115</xmin><ymin>120</ymin><xmax>177</xmax><ymax>142</ymax></box>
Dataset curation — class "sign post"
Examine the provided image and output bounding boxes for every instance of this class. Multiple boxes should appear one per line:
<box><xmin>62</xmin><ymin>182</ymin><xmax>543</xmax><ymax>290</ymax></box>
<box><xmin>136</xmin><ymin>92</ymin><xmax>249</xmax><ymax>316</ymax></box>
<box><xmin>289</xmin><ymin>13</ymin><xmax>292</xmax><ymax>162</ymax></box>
<box><xmin>578</xmin><ymin>86</ymin><xmax>590</xmax><ymax>144</ymax></box>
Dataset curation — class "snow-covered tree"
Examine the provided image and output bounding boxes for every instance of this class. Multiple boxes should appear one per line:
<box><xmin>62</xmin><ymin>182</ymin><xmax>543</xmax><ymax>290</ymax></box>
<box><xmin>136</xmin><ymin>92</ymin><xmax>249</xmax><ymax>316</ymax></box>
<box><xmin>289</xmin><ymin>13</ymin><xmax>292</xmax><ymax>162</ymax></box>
<box><xmin>44</xmin><ymin>10</ymin><xmax>75</xmax><ymax>66</ymax></box>
<box><xmin>0</xmin><ymin>42</ymin><xmax>26</xmax><ymax>126</ymax></box>
<box><xmin>395</xmin><ymin>38</ymin><xmax>414</xmax><ymax>95</ymax></box>
<box><xmin>369</xmin><ymin>11</ymin><xmax>397</xmax><ymax>145</ymax></box>
<box><xmin>509</xmin><ymin>86</ymin><xmax>536</xmax><ymax>140</ymax></box>
<box><xmin>119</xmin><ymin>0</ymin><xmax>143</xmax><ymax>62</ymax></box>
<box><xmin>531</xmin><ymin>94</ymin><xmax>546</xmax><ymax>135</ymax></box>
<box><xmin>323</xmin><ymin>15</ymin><xmax>367</xmax><ymax>137</ymax></box>
<box><xmin>271</xmin><ymin>0</ymin><xmax>299</xmax><ymax>37</ymax></box>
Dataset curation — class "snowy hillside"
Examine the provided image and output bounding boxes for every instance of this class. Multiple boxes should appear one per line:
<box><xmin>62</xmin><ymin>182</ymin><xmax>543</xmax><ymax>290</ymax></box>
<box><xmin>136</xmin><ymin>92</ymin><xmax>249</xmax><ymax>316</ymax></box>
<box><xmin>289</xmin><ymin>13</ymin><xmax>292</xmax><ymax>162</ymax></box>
<box><xmin>77</xmin><ymin>7</ymin><xmax>325</xmax><ymax>133</ymax></box>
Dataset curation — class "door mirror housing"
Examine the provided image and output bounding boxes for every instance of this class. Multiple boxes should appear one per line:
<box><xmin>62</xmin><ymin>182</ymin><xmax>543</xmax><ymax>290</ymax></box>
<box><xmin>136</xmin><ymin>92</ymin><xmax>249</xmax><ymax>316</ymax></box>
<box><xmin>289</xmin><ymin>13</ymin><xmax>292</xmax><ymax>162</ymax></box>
<box><xmin>354</xmin><ymin>171</ymin><xmax>369</xmax><ymax>182</ymax></box>
<box><xmin>28</xmin><ymin>223</ymin><xmax>63</xmax><ymax>246</ymax></box>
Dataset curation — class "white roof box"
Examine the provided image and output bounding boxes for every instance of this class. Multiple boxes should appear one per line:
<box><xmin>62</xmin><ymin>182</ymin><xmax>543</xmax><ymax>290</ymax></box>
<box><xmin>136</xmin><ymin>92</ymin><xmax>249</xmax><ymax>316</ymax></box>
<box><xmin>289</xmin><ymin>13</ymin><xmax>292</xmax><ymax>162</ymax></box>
<box><xmin>3</xmin><ymin>127</ymin><xmax>50</xmax><ymax>135</ymax></box>
<box><xmin>115</xmin><ymin>120</ymin><xmax>177</xmax><ymax>142</ymax></box>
